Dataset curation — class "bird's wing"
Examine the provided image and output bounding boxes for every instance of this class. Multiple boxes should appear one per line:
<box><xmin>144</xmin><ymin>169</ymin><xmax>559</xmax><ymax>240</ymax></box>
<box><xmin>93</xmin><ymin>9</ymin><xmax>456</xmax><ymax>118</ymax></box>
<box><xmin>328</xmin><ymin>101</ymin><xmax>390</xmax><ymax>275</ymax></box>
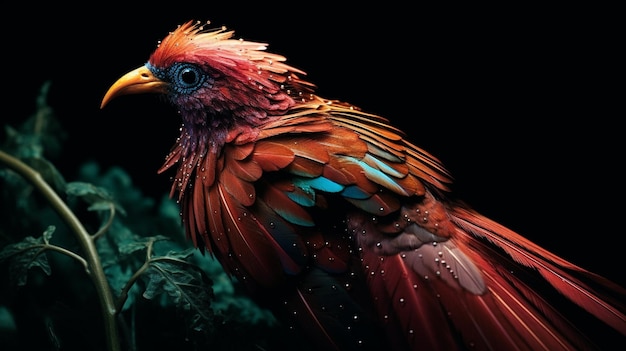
<box><xmin>330</xmin><ymin>101</ymin><xmax>626</xmax><ymax>350</ymax></box>
<box><xmin>168</xmin><ymin>97</ymin><xmax>625</xmax><ymax>350</ymax></box>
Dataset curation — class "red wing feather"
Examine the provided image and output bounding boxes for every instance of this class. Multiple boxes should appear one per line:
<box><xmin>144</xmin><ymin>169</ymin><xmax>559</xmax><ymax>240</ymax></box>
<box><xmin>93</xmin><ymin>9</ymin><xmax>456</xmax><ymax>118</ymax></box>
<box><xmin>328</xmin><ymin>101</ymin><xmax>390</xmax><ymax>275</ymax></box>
<box><xmin>220</xmin><ymin>167</ymin><xmax>256</xmax><ymax>207</ymax></box>
<box><xmin>252</xmin><ymin>141</ymin><xmax>295</xmax><ymax>171</ymax></box>
<box><xmin>217</xmin><ymin>184</ymin><xmax>285</xmax><ymax>289</ymax></box>
<box><xmin>360</xmin><ymin>248</ymin><xmax>459</xmax><ymax>350</ymax></box>
<box><xmin>203</xmin><ymin>184</ymin><xmax>230</xmax><ymax>256</ymax></box>
<box><xmin>227</xmin><ymin>142</ymin><xmax>254</xmax><ymax>160</ymax></box>
<box><xmin>286</xmin><ymin>156</ymin><xmax>325</xmax><ymax>178</ymax></box>
<box><xmin>261</xmin><ymin>181</ymin><xmax>315</xmax><ymax>227</ymax></box>
<box><xmin>225</xmin><ymin>156</ymin><xmax>262</xmax><ymax>182</ymax></box>
<box><xmin>189</xmin><ymin>175</ymin><xmax>209</xmax><ymax>250</ymax></box>
<box><xmin>276</xmin><ymin>136</ymin><xmax>331</xmax><ymax>164</ymax></box>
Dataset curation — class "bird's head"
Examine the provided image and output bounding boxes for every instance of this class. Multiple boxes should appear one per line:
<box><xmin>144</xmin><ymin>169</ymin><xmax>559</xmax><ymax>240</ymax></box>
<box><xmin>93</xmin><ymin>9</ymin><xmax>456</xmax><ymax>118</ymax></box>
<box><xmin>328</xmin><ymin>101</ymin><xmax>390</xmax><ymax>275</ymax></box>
<box><xmin>101</xmin><ymin>20</ymin><xmax>315</xmax><ymax>138</ymax></box>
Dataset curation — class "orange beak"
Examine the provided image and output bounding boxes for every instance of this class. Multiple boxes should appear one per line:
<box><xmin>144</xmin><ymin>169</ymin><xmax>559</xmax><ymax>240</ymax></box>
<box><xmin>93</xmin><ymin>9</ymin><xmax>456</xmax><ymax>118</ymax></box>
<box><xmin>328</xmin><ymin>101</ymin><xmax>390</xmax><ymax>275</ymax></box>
<box><xmin>100</xmin><ymin>65</ymin><xmax>168</xmax><ymax>109</ymax></box>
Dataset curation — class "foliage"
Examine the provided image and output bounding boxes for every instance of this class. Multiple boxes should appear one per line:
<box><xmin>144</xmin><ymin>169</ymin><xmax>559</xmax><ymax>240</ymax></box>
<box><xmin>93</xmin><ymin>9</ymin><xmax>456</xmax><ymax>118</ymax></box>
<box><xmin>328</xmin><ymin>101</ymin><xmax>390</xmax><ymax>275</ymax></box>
<box><xmin>0</xmin><ymin>82</ymin><xmax>307</xmax><ymax>351</ymax></box>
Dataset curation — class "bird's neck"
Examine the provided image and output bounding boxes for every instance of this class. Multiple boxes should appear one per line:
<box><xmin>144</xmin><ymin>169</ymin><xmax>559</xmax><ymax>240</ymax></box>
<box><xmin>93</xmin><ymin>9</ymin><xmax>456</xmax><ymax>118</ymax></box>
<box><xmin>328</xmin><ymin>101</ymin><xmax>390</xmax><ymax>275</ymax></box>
<box><xmin>178</xmin><ymin>107</ymin><xmax>280</xmax><ymax>152</ymax></box>
<box><xmin>173</xmin><ymin>106</ymin><xmax>281</xmax><ymax>173</ymax></box>
<box><xmin>178</xmin><ymin>109</ymin><xmax>227</xmax><ymax>154</ymax></box>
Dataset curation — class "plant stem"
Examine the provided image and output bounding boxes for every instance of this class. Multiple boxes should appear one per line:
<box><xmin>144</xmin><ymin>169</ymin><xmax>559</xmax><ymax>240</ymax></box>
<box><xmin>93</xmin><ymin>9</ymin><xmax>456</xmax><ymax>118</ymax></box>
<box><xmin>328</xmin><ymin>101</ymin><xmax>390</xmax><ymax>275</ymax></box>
<box><xmin>0</xmin><ymin>150</ymin><xmax>121</xmax><ymax>351</ymax></box>
<box><xmin>115</xmin><ymin>238</ymin><xmax>155</xmax><ymax>312</ymax></box>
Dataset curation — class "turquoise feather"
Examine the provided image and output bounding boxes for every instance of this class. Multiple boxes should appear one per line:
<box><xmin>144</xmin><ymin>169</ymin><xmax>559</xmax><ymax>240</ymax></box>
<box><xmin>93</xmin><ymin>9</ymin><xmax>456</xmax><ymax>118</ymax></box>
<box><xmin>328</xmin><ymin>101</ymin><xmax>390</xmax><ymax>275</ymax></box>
<box><xmin>294</xmin><ymin>176</ymin><xmax>344</xmax><ymax>193</ymax></box>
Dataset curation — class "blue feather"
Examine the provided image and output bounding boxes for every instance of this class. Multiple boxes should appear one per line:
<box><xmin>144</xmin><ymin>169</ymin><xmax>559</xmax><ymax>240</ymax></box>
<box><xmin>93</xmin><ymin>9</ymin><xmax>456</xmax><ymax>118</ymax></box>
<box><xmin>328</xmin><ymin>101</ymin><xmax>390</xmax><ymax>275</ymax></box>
<box><xmin>362</xmin><ymin>154</ymin><xmax>405</xmax><ymax>178</ymax></box>
<box><xmin>353</xmin><ymin>158</ymin><xmax>409</xmax><ymax>196</ymax></box>
<box><xmin>294</xmin><ymin>176</ymin><xmax>344</xmax><ymax>193</ymax></box>
<box><xmin>341</xmin><ymin>185</ymin><xmax>371</xmax><ymax>199</ymax></box>
<box><xmin>286</xmin><ymin>185</ymin><xmax>316</xmax><ymax>207</ymax></box>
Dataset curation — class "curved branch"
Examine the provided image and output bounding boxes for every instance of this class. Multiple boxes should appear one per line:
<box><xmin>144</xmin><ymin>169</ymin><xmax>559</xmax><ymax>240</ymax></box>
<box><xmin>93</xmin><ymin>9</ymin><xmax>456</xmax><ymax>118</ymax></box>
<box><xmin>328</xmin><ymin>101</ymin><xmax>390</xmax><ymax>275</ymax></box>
<box><xmin>93</xmin><ymin>203</ymin><xmax>116</xmax><ymax>240</ymax></box>
<box><xmin>0</xmin><ymin>150</ymin><xmax>121</xmax><ymax>351</ymax></box>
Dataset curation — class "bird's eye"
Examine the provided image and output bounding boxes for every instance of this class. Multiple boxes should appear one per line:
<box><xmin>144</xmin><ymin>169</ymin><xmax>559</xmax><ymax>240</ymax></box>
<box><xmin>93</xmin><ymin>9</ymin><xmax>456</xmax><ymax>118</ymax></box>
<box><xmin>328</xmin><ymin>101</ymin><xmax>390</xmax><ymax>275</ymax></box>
<box><xmin>167</xmin><ymin>63</ymin><xmax>208</xmax><ymax>95</ymax></box>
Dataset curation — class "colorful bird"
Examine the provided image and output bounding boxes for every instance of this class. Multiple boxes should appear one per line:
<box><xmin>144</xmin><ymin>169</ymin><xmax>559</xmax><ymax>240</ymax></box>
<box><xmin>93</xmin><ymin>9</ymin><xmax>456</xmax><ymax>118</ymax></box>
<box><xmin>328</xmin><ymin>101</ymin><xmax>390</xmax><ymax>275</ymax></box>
<box><xmin>101</xmin><ymin>20</ymin><xmax>626</xmax><ymax>351</ymax></box>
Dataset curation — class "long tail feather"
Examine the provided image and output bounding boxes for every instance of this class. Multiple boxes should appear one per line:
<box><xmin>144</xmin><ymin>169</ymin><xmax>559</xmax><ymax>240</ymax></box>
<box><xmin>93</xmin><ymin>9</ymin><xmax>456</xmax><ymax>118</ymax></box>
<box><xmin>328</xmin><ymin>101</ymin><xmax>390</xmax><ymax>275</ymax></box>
<box><xmin>451</xmin><ymin>206</ymin><xmax>626</xmax><ymax>335</ymax></box>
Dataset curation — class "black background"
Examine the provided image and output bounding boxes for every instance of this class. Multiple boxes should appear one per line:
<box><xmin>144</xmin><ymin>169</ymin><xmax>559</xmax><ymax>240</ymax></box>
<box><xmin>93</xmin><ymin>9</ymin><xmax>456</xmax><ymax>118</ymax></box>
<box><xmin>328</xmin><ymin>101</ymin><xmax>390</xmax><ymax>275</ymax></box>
<box><xmin>4</xmin><ymin>4</ymin><xmax>623</xmax><ymax>288</ymax></box>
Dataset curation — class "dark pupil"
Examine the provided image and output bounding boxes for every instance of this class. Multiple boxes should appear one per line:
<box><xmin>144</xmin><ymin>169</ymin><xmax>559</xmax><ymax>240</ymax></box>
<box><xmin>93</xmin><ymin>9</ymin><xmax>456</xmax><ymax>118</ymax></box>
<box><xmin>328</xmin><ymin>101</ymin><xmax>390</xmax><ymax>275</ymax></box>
<box><xmin>181</xmin><ymin>68</ymin><xmax>197</xmax><ymax>85</ymax></box>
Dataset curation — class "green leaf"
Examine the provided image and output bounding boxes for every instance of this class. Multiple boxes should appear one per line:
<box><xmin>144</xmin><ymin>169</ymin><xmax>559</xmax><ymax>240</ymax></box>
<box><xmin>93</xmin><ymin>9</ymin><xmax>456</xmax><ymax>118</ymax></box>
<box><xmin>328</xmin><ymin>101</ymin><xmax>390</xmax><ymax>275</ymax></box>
<box><xmin>65</xmin><ymin>181</ymin><xmax>125</xmax><ymax>215</ymax></box>
<box><xmin>119</xmin><ymin>235</ymin><xmax>170</xmax><ymax>256</ymax></box>
<box><xmin>1</xmin><ymin>81</ymin><xmax>66</xmax><ymax>161</ymax></box>
<box><xmin>66</xmin><ymin>181</ymin><xmax>113</xmax><ymax>202</ymax></box>
<box><xmin>142</xmin><ymin>255</ymin><xmax>215</xmax><ymax>332</ymax></box>
<box><xmin>0</xmin><ymin>226</ymin><xmax>55</xmax><ymax>285</ymax></box>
